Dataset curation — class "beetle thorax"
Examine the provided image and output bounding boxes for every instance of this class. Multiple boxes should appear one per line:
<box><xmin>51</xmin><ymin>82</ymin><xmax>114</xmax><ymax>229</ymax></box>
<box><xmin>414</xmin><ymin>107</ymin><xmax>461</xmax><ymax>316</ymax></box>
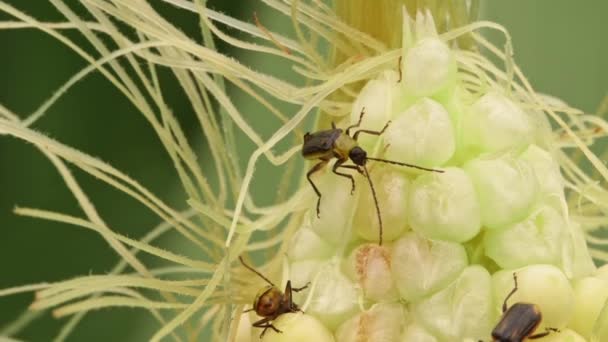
<box><xmin>254</xmin><ymin>286</ymin><xmax>283</xmax><ymax>317</ymax></box>
<box><xmin>334</xmin><ymin>134</ymin><xmax>358</xmax><ymax>160</ymax></box>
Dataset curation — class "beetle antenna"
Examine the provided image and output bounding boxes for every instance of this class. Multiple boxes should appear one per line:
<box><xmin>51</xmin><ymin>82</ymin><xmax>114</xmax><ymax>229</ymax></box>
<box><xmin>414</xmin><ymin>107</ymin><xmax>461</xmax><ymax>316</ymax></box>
<box><xmin>239</xmin><ymin>256</ymin><xmax>276</xmax><ymax>287</ymax></box>
<box><xmin>363</xmin><ymin>164</ymin><xmax>383</xmax><ymax>246</ymax></box>
<box><xmin>365</xmin><ymin>157</ymin><xmax>444</xmax><ymax>173</ymax></box>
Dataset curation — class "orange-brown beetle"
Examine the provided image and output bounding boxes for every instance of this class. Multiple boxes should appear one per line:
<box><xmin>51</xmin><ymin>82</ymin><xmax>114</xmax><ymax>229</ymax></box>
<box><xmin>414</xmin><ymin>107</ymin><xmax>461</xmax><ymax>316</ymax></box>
<box><xmin>239</xmin><ymin>256</ymin><xmax>309</xmax><ymax>338</ymax></box>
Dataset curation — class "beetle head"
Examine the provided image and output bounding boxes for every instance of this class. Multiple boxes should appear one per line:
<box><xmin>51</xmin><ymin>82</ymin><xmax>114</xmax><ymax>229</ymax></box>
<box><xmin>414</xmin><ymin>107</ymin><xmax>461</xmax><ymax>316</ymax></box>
<box><xmin>349</xmin><ymin>146</ymin><xmax>367</xmax><ymax>165</ymax></box>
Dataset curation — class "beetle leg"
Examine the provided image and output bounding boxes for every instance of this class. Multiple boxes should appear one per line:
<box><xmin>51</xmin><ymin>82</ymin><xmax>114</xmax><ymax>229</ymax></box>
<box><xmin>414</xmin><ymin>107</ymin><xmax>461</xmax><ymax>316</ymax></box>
<box><xmin>292</xmin><ymin>282</ymin><xmax>311</xmax><ymax>292</ymax></box>
<box><xmin>253</xmin><ymin>317</ymin><xmax>281</xmax><ymax>338</ymax></box>
<box><xmin>338</xmin><ymin>164</ymin><xmax>364</xmax><ymax>175</ymax></box>
<box><xmin>285</xmin><ymin>281</ymin><xmax>305</xmax><ymax>314</ymax></box>
<box><xmin>353</xmin><ymin>120</ymin><xmax>391</xmax><ymax>140</ymax></box>
<box><xmin>397</xmin><ymin>55</ymin><xmax>403</xmax><ymax>83</ymax></box>
<box><xmin>502</xmin><ymin>273</ymin><xmax>519</xmax><ymax>313</ymax></box>
<box><xmin>243</xmin><ymin>307</ymin><xmax>254</xmax><ymax>313</ymax></box>
<box><xmin>307</xmin><ymin>160</ymin><xmax>328</xmax><ymax>218</ymax></box>
<box><xmin>284</xmin><ymin>281</ymin><xmax>299</xmax><ymax>313</ymax></box>
<box><xmin>332</xmin><ymin>159</ymin><xmax>357</xmax><ymax>194</ymax></box>
<box><xmin>346</xmin><ymin>107</ymin><xmax>365</xmax><ymax>135</ymax></box>
<box><xmin>285</xmin><ymin>280</ymin><xmax>294</xmax><ymax>306</ymax></box>
<box><xmin>528</xmin><ymin>327</ymin><xmax>559</xmax><ymax>339</ymax></box>
<box><xmin>285</xmin><ymin>280</ymin><xmax>309</xmax><ymax>308</ymax></box>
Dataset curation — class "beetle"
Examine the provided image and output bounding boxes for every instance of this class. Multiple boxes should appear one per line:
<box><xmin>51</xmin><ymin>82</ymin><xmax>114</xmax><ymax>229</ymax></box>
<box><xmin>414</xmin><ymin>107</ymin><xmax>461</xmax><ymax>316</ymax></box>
<box><xmin>302</xmin><ymin>108</ymin><xmax>443</xmax><ymax>245</ymax></box>
<box><xmin>239</xmin><ymin>256</ymin><xmax>309</xmax><ymax>338</ymax></box>
<box><xmin>489</xmin><ymin>273</ymin><xmax>559</xmax><ymax>342</ymax></box>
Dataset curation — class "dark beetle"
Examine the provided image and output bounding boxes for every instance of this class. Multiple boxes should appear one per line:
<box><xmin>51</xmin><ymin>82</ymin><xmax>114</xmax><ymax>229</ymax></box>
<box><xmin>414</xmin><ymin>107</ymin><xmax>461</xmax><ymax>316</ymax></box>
<box><xmin>302</xmin><ymin>108</ymin><xmax>443</xmax><ymax>245</ymax></box>
<box><xmin>488</xmin><ymin>273</ymin><xmax>558</xmax><ymax>342</ymax></box>
<box><xmin>239</xmin><ymin>256</ymin><xmax>309</xmax><ymax>338</ymax></box>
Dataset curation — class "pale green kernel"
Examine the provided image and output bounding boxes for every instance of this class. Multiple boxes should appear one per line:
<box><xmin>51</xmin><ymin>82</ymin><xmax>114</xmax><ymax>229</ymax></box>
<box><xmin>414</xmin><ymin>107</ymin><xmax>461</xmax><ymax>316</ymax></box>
<box><xmin>384</xmin><ymin>98</ymin><xmax>455</xmax><ymax>169</ymax></box>
<box><xmin>413</xmin><ymin>265</ymin><xmax>494</xmax><ymax>341</ymax></box>
<box><xmin>344</xmin><ymin>244</ymin><xmax>398</xmax><ymax>302</ymax></box>
<box><xmin>561</xmin><ymin>222</ymin><xmax>596</xmax><ymax>279</ymax></box>
<box><xmin>460</xmin><ymin>91</ymin><xmax>534</xmax><ymax>157</ymax></box>
<box><xmin>309</xmin><ymin>171</ymin><xmax>357</xmax><ymax>245</ymax></box>
<box><xmin>492</xmin><ymin>265</ymin><xmax>574</xmax><ymax>330</ymax></box>
<box><xmin>289</xmin><ymin>259</ymin><xmax>323</xmax><ymax>304</ymax></box>
<box><xmin>542</xmin><ymin>329</ymin><xmax>586</xmax><ymax>342</ymax></box>
<box><xmin>261</xmin><ymin>313</ymin><xmax>335</xmax><ymax>342</ymax></box>
<box><xmin>305</xmin><ymin>262</ymin><xmax>359</xmax><ymax>330</ymax></box>
<box><xmin>520</xmin><ymin>144</ymin><xmax>565</xmax><ymax>210</ymax></box>
<box><xmin>335</xmin><ymin>303</ymin><xmax>405</xmax><ymax>342</ymax></box>
<box><xmin>521</xmin><ymin>144</ymin><xmax>564</xmax><ymax>195</ymax></box>
<box><xmin>402</xmin><ymin>37</ymin><xmax>456</xmax><ymax>97</ymax></box>
<box><xmin>438</xmin><ymin>87</ymin><xmax>470</xmax><ymax>164</ymax></box>
<box><xmin>569</xmin><ymin>276</ymin><xmax>608</xmax><ymax>339</ymax></box>
<box><xmin>407</xmin><ymin>167</ymin><xmax>481</xmax><ymax>242</ymax></box>
<box><xmin>530</xmin><ymin>94</ymin><xmax>573</xmax><ymax>148</ymax></box>
<box><xmin>484</xmin><ymin>205</ymin><xmax>567</xmax><ymax>269</ymax></box>
<box><xmin>349</xmin><ymin>72</ymin><xmax>397</xmax><ymax>150</ymax></box>
<box><xmin>288</xmin><ymin>224</ymin><xmax>334</xmax><ymax>261</ymax></box>
<box><xmin>400</xmin><ymin>322</ymin><xmax>439</xmax><ymax>342</ymax></box>
<box><xmin>464</xmin><ymin>154</ymin><xmax>539</xmax><ymax>229</ymax></box>
<box><xmin>236</xmin><ymin>312</ymin><xmax>252</xmax><ymax>342</ymax></box>
<box><xmin>354</xmin><ymin>166</ymin><xmax>409</xmax><ymax>242</ymax></box>
<box><xmin>391</xmin><ymin>231</ymin><xmax>468</xmax><ymax>302</ymax></box>
<box><xmin>528</xmin><ymin>107</ymin><xmax>554</xmax><ymax>150</ymax></box>
<box><xmin>595</xmin><ymin>264</ymin><xmax>608</xmax><ymax>280</ymax></box>
<box><xmin>593</xmin><ymin>300</ymin><xmax>608</xmax><ymax>342</ymax></box>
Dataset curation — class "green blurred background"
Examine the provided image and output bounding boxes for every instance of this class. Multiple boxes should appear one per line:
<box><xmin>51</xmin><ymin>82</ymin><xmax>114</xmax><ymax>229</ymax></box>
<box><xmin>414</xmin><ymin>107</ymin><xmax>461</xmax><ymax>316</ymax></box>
<box><xmin>0</xmin><ymin>1</ymin><xmax>606</xmax><ymax>341</ymax></box>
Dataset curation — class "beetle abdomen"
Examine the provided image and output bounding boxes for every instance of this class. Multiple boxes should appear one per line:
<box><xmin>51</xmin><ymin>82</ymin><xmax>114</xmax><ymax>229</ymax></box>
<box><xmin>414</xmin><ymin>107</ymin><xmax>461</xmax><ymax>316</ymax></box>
<box><xmin>302</xmin><ymin>129</ymin><xmax>342</xmax><ymax>159</ymax></box>
<box><xmin>491</xmin><ymin>303</ymin><xmax>542</xmax><ymax>342</ymax></box>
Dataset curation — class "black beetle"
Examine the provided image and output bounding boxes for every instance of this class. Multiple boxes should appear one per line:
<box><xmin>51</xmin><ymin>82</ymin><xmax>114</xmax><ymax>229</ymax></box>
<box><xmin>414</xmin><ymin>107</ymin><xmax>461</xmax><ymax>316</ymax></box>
<box><xmin>488</xmin><ymin>273</ymin><xmax>559</xmax><ymax>342</ymax></box>
<box><xmin>302</xmin><ymin>108</ymin><xmax>443</xmax><ymax>245</ymax></box>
